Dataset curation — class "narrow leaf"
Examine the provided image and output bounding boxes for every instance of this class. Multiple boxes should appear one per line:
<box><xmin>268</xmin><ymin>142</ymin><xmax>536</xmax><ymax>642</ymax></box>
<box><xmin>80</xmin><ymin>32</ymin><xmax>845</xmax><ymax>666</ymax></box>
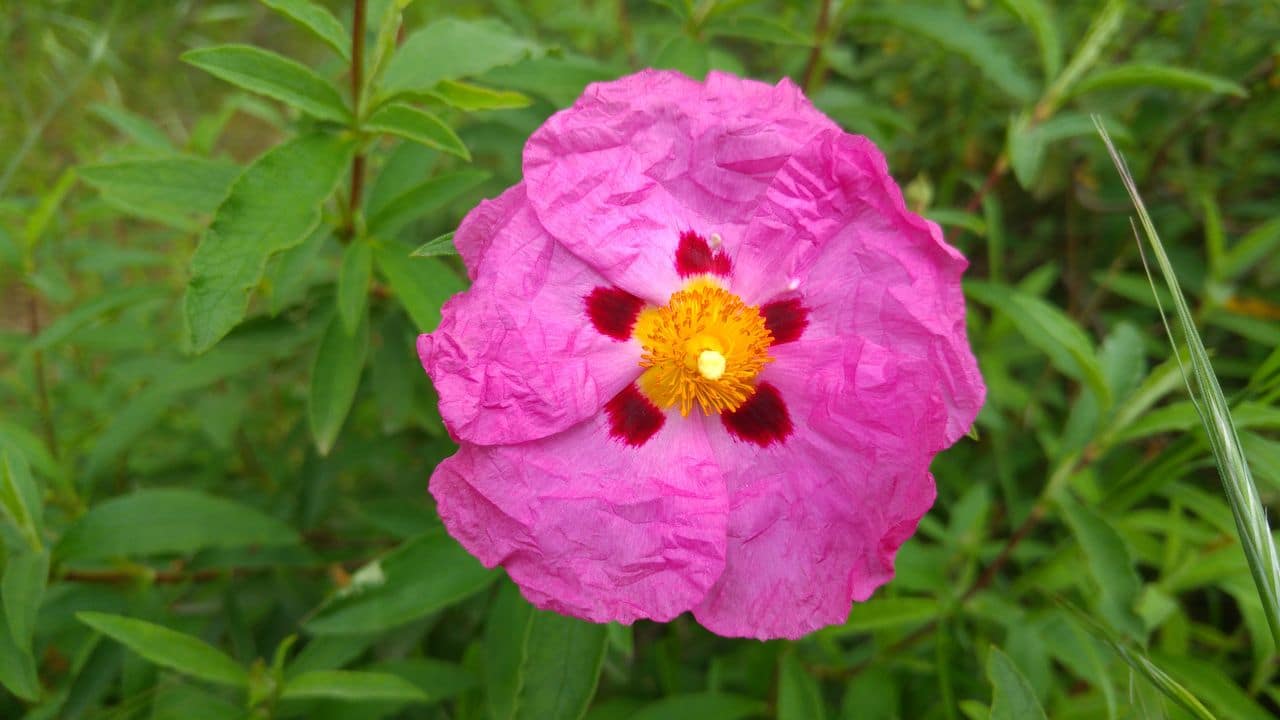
<box><xmin>429</xmin><ymin>80</ymin><xmax>532</xmax><ymax>111</ymax></box>
<box><xmin>1057</xmin><ymin>493</ymin><xmax>1145</xmax><ymax>638</ymax></box>
<box><xmin>1074</xmin><ymin>63</ymin><xmax>1247</xmax><ymax>98</ymax></box>
<box><xmin>183</xmin><ymin>44</ymin><xmax>350</xmax><ymax>122</ymax></box>
<box><xmin>57</xmin><ymin>488</ymin><xmax>299</xmax><ymax>561</ymax></box>
<box><xmin>1041</xmin><ymin>0</ymin><xmax>1125</xmax><ymax>113</ymax></box>
<box><xmin>380</xmin><ymin>18</ymin><xmax>537</xmax><ymax>98</ymax></box>
<box><xmin>515</xmin><ymin>612</ymin><xmax>608</xmax><ymax>720</ymax></box>
<box><xmin>778</xmin><ymin>653</ymin><xmax>826</xmax><ymax>720</ymax></box>
<box><xmin>0</xmin><ymin>449</ymin><xmax>42</xmax><ymax>551</ymax></box>
<box><xmin>2</xmin><ymin>546</ymin><xmax>49</xmax><ymax>652</ymax></box>
<box><xmin>987</xmin><ymin>647</ymin><xmax>1048</xmax><ymax>720</ymax></box>
<box><xmin>281</xmin><ymin>669</ymin><xmax>430</xmax><ymax>703</ymax></box>
<box><xmin>411</xmin><ymin>232</ymin><xmax>457</xmax><ymax>258</ymax></box>
<box><xmin>261</xmin><ymin>0</ymin><xmax>351</xmax><ymax>60</ymax></box>
<box><xmin>999</xmin><ymin>0</ymin><xmax>1062</xmax><ymax>79</ymax></box>
<box><xmin>628</xmin><ymin>693</ymin><xmax>766</xmax><ymax>720</ymax></box>
<box><xmin>337</xmin><ymin>241</ymin><xmax>373</xmax><ymax>335</ymax></box>
<box><xmin>183</xmin><ymin>133</ymin><xmax>353</xmax><ymax>353</ymax></box>
<box><xmin>485</xmin><ymin>582</ymin><xmax>535</xmax><ymax>720</ymax></box>
<box><xmin>966</xmin><ymin>281</ymin><xmax>1111</xmax><ymax>410</ymax></box>
<box><xmin>1220</xmin><ymin>217</ymin><xmax>1280</xmax><ymax>283</ymax></box>
<box><xmin>308</xmin><ymin>310</ymin><xmax>369</xmax><ymax>456</ymax></box>
<box><xmin>77</xmin><ymin>612</ymin><xmax>248</xmax><ymax>688</ymax></box>
<box><xmin>374</xmin><ymin>241</ymin><xmax>466</xmax><ymax>332</ymax></box>
<box><xmin>855</xmin><ymin>4</ymin><xmax>1036</xmax><ymax>102</ymax></box>
<box><xmin>306</xmin><ymin>531</ymin><xmax>495</xmax><ymax>634</ymax></box>
<box><xmin>365</xmin><ymin>169</ymin><xmax>487</xmax><ymax>238</ymax></box>
<box><xmin>79</xmin><ymin>156</ymin><xmax>240</xmax><ymax>229</ymax></box>
<box><xmin>365</xmin><ymin>102</ymin><xmax>469</xmax><ymax>160</ymax></box>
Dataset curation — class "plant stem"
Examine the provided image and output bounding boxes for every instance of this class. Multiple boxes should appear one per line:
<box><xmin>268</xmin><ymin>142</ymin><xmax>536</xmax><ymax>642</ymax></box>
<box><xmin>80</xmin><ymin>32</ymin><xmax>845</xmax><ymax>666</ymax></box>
<box><xmin>801</xmin><ymin>0</ymin><xmax>832</xmax><ymax>93</ymax></box>
<box><xmin>345</xmin><ymin>0</ymin><xmax>368</xmax><ymax>241</ymax></box>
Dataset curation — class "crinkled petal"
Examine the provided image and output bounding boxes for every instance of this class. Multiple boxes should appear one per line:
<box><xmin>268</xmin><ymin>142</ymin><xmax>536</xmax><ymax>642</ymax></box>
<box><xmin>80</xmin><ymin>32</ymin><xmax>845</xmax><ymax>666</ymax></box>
<box><xmin>523</xmin><ymin>69</ymin><xmax>838</xmax><ymax>301</ymax></box>
<box><xmin>693</xmin><ymin>338</ymin><xmax>940</xmax><ymax>639</ymax></box>
<box><xmin>430</xmin><ymin>412</ymin><xmax>728</xmax><ymax>624</ymax></box>
<box><xmin>733</xmin><ymin>131</ymin><xmax>984</xmax><ymax>444</ymax></box>
<box><xmin>452</xmin><ymin>183</ymin><xmax>522</xmax><ymax>280</ymax></box>
<box><xmin>419</xmin><ymin>185</ymin><xmax>641</xmax><ymax>446</ymax></box>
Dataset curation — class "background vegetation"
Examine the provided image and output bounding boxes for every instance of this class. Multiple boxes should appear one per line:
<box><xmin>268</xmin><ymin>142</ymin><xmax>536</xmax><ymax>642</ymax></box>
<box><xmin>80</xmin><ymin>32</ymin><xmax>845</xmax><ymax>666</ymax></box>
<box><xmin>2</xmin><ymin>0</ymin><xmax>1279</xmax><ymax>718</ymax></box>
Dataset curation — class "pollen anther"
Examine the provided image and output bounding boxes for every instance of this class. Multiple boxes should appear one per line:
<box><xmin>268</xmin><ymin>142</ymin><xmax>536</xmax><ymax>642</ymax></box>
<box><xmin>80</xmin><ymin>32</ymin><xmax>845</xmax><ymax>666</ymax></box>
<box><xmin>634</xmin><ymin>281</ymin><xmax>774</xmax><ymax>416</ymax></box>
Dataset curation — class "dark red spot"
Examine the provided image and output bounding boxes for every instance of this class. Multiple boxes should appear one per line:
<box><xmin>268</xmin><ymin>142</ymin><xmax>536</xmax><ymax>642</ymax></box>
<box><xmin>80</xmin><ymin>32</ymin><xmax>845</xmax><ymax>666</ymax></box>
<box><xmin>675</xmin><ymin>230</ymin><xmax>731</xmax><ymax>278</ymax></box>
<box><xmin>722</xmin><ymin>383</ymin><xmax>792</xmax><ymax>447</ymax></box>
<box><xmin>761</xmin><ymin>298</ymin><xmax>809</xmax><ymax>345</ymax></box>
<box><xmin>605</xmin><ymin>384</ymin><xmax>666</xmax><ymax>446</ymax></box>
<box><xmin>585</xmin><ymin>286</ymin><xmax>645</xmax><ymax>340</ymax></box>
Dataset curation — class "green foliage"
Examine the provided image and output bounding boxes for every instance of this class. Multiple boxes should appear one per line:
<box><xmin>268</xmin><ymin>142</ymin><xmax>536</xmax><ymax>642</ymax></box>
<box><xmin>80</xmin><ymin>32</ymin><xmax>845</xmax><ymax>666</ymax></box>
<box><xmin>1</xmin><ymin>0</ymin><xmax>1278</xmax><ymax>718</ymax></box>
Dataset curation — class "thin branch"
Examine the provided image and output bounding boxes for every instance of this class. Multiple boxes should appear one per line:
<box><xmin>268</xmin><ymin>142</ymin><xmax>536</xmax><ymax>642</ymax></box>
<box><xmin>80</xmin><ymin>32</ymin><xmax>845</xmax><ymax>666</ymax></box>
<box><xmin>801</xmin><ymin>0</ymin><xmax>833</xmax><ymax>93</ymax></box>
<box><xmin>344</xmin><ymin>0</ymin><xmax>368</xmax><ymax>241</ymax></box>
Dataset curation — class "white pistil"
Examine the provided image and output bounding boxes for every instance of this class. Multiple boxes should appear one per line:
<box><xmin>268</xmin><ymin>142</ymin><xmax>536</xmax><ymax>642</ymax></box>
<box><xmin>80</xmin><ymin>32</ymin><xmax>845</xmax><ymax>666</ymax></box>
<box><xmin>709</xmin><ymin>232</ymin><xmax>723</xmax><ymax>248</ymax></box>
<box><xmin>697</xmin><ymin>349</ymin><xmax>727</xmax><ymax>381</ymax></box>
<box><xmin>787</xmin><ymin>278</ymin><xmax>800</xmax><ymax>291</ymax></box>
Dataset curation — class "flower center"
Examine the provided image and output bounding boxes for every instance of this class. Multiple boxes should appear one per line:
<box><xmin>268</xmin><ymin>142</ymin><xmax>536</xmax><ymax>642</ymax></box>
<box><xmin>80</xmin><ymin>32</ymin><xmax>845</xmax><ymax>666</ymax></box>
<box><xmin>634</xmin><ymin>281</ymin><xmax>773</xmax><ymax>416</ymax></box>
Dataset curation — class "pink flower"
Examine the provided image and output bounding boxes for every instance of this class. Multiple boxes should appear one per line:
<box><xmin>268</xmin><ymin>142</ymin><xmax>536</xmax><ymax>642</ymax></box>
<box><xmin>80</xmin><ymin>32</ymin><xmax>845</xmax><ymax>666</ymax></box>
<box><xmin>418</xmin><ymin>70</ymin><xmax>984</xmax><ymax>639</ymax></box>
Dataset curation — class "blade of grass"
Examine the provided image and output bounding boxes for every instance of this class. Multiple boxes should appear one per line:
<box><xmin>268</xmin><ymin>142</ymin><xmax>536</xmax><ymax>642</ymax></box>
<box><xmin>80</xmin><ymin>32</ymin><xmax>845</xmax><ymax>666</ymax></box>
<box><xmin>1094</xmin><ymin>117</ymin><xmax>1280</xmax><ymax>648</ymax></box>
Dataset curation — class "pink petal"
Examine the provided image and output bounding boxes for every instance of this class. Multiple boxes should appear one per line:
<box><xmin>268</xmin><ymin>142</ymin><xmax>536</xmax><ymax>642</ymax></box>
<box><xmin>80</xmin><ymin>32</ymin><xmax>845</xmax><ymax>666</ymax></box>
<box><xmin>430</xmin><ymin>412</ymin><xmax>728</xmax><ymax>624</ymax></box>
<box><xmin>523</xmin><ymin>69</ymin><xmax>837</xmax><ymax>301</ymax></box>
<box><xmin>693</xmin><ymin>338</ymin><xmax>941</xmax><ymax>639</ymax></box>
<box><xmin>418</xmin><ymin>186</ymin><xmax>641</xmax><ymax>446</ymax></box>
<box><xmin>733</xmin><ymin>131</ymin><xmax>984</xmax><ymax>444</ymax></box>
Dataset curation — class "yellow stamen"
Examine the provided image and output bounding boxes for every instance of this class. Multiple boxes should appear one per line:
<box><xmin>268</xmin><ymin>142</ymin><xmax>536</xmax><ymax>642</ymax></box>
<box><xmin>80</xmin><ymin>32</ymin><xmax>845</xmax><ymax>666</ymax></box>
<box><xmin>634</xmin><ymin>280</ymin><xmax>773</xmax><ymax>416</ymax></box>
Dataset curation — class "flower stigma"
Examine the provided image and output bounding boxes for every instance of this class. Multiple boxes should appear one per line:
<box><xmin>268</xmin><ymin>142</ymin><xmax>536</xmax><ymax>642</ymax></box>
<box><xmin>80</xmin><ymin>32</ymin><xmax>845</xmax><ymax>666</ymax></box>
<box><xmin>634</xmin><ymin>280</ymin><xmax>773</xmax><ymax>416</ymax></box>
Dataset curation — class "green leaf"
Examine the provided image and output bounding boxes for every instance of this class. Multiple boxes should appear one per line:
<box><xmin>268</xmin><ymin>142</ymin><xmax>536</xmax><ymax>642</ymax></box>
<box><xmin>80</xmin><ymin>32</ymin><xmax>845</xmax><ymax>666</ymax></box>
<box><xmin>380</xmin><ymin>18</ymin><xmax>537</xmax><ymax>98</ymax></box>
<box><xmin>0</xmin><ymin>449</ymin><xmax>43</xmax><ymax>551</ymax></box>
<box><xmin>151</xmin><ymin>682</ymin><xmax>245</xmax><ymax>720</ymax></box>
<box><xmin>428</xmin><ymin>80</ymin><xmax>532</xmax><ymax>111</ymax></box>
<box><xmin>514</xmin><ymin>612</ymin><xmax>607</xmax><ymax>720</ymax></box>
<box><xmin>652</xmin><ymin>35</ymin><xmax>710</xmax><ymax>78</ymax></box>
<box><xmin>89</xmin><ymin>103</ymin><xmax>174</xmax><ymax>151</ymax></box>
<box><xmin>182</xmin><ymin>44</ymin><xmax>350</xmax><ymax>123</ymax></box>
<box><xmin>337</xmin><ymin>241</ymin><xmax>373</xmax><ymax>336</ymax></box>
<box><xmin>827</xmin><ymin>596</ymin><xmax>938</xmax><ymax>636</ymax></box>
<box><xmin>1007</xmin><ymin>112</ymin><xmax>1097</xmax><ymax>189</ymax></box>
<box><xmin>483</xmin><ymin>55</ymin><xmax>623</xmax><ymax>107</ymax></box>
<box><xmin>308</xmin><ymin>310</ymin><xmax>369</xmax><ymax>456</ymax></box>
<box><xmin>1040</xmin><ymin>0</ymin><xmax>1125</xmax><ymax>113</ymax></box>
<box><xmin>1220</xmin><ymin>217</ymin><xmax>1280</xmax><ymax>283</ymax></box>
<box><xmin>1097</xmin><ymin>119</ymin><xmax>1280</xmax><ymax>648</ymax></box>
<box><xmin>306</xmin><ymin>531</ymin><xmax>496</xmax><ymax>635</ymax></box>
<box><xmin>374</xmin><ymin>241</ymin><xmax>466</xmax><ymax>332</ymax></box>
<box><xmin>281</xmin><ymin>669</ymin><xmax>431</xmax><ymax>703</ymax></box>
<box><xmin>855</xmin><ymin>4</ymin><xmax>1036</xmax><ymax>102</ymax></box>
<box><xmin>365</xmin><ymin>102</ymin><xmax>469</xmax><ymax>160</ymax></box>
<box><xmin>704</xmin><ymin>15</ymin><xmax>812</xmax><ymax>45</ymax></box>
<box><xmin>778</xmin><ymin>652</ymin><xmax>825</xmax><ymax>720</ymax></box>
<box><xmin>57</xmin><ymin>489</ymin><xmax>299</xmax><ymax>561</ymax></box>
<box><xmin>1064</xmin><ymin>607</ymin><xmax>1218</xmax><ymax>720</ymax></box>
<box><xmin>411</xmin><ymin>232</ymin><xmax>457</xmax><ymax>258</ymax></box>
<box><xmin>1057</xmin><ymin>493</ymin><xmax>1145</xmax><ymax>638</ymax></box>
<box><xmin>1073</xmin><ymin>63</ymin><xmax>1247</xmax><ymax>99</ymax></box>
<box><xmin>366</xmin><ymin>169</ymin><xmax>487</xmax><ymax>238</ymax></box>
<box><xmin>79</xmin><ymin>156</ymin><xmax>240</xmax><ymax>230</ymax></box>
<box><xmin>999</xmin><ymin>0</ymin><xmax>1062</xmax><ymax>79</ymax></box>
<box><xmin>628</xmin><ymin>693</ymin><xmax>766</xmax><ymax>720</ymax></box>
<box><xmin>966</xmin><ymin>281</ymin><xmax>1111</xmax><ymax>411</ymax></box>
<box><xmin>987</xmin><ymin>647</ymin><xmax>1048</xmax><ymax>720</ymax></box>
<box><xmin>486</xmin><ymin>582</ymin><xmax>535</xmax><ymax>720</ymax></box>
<box><xmin>183</xmin><ymin>133</ymin><xmax>353</xmax><ymax>353</ymax></box>
<box><xmin>0</xmin><ymin>614</ymin><xmax>39</xmax><ymax>701</ymax></box>
<box><xmin>78</xmin><ymin>612</ymin><xmax>247</xmax><ymax>687</ymax></box>
<box><xmin>2</xmin><ymin>545</ymin><xmax>49</xmax><ymax>653</ymax></box>
<box><xmin>261</xmin><ymin>0</ymin><xmax>351</xmax><ymax>60</ymax></box>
